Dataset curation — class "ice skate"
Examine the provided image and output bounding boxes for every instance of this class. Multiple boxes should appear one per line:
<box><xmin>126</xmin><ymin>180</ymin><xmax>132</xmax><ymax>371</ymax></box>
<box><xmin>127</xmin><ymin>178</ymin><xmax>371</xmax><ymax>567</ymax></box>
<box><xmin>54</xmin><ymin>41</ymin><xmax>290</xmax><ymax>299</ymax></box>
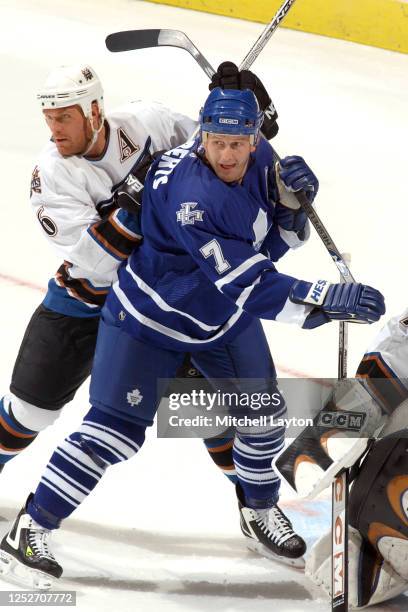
<box><xmin>0</xmin><ymin>495</ymin><xmax>62</xmax><ymax>590</ymax></box>
<box><xmin>237</xmin><ymin>485</ymin><xmax>306</xmax><ymax>568</ymax></box>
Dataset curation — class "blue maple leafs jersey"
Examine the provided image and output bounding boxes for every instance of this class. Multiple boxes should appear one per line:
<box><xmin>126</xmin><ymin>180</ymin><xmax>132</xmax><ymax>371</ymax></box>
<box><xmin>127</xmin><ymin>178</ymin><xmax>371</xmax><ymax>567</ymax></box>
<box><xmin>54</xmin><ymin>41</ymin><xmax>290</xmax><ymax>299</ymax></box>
<box><xmin>105</xmin><ymin>137</ymin><xmax>313</xmax><ymax>350</ymax></box>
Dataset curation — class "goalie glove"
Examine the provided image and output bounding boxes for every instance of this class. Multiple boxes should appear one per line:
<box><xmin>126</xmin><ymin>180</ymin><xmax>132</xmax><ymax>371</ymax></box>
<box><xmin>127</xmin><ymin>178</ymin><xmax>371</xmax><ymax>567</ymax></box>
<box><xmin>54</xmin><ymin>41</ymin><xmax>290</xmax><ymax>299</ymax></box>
<box><xmin>290</xmin><ymin>280</ymin><xmax>386</xmax><ymax>329</ymax></box>
<box><xmin>209</xmin><ymin>61</ymin><xmax>279</xmax><ymax>139</ymax></box>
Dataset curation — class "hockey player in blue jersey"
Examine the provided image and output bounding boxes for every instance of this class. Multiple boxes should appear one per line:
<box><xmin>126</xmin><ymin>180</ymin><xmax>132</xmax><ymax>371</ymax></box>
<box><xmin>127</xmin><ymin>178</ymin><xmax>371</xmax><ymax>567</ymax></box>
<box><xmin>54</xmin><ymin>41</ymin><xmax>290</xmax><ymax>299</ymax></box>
<box><xmin>0</xmin><ymin>86</ymin><xmax>385</xmax><ymax>588</ymax></box>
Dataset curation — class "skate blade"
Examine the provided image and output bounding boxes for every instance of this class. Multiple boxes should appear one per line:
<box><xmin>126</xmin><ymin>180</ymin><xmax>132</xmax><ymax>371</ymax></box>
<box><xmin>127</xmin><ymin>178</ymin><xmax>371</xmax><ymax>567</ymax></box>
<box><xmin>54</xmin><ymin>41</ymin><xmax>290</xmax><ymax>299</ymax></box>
<box><xmin>246</xmin><ymin>540</ymin><xmax>305</xmax><ymax>569</ymax></box>
<box><xmin>0</xmin><ymin>550</ymin><xmax>54</xmax><ymax>590</ymax></box>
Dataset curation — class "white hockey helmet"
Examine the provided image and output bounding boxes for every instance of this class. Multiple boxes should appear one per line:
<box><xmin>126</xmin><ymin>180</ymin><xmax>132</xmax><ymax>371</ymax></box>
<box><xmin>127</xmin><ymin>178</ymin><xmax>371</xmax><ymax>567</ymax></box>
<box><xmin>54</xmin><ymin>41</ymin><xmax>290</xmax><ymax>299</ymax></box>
<box><xmin>37</xmin><ymin>64</ymin><xmax>104</xmax><ymax>121</ymax></box>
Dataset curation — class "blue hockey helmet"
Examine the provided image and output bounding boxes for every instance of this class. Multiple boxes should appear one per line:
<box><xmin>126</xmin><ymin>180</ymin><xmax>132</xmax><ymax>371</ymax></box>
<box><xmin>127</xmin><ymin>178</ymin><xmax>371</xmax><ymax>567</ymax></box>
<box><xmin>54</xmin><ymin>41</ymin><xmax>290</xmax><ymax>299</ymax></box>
<box><xmin>199</xmin><ymin>87</ymin><xmax>263</xmax><ymax>144</ymax></box>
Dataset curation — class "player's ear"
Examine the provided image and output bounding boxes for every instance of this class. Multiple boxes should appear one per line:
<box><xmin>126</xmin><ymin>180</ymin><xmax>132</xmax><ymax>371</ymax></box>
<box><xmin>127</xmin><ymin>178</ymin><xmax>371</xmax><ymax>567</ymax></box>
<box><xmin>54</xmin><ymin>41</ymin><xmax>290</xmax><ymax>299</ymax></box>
<box><xmin>91</xmin><ymin>101</ymin><xmax>102</xmax><ymax>127</ymax></box>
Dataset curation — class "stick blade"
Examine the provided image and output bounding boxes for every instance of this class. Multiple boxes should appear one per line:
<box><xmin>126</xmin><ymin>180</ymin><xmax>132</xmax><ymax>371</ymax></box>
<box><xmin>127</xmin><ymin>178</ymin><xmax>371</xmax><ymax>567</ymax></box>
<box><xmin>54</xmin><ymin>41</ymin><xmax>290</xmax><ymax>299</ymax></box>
<box><xmin>105</xmin><ymin>29</ymin><xmax>161</xmax><ymax>52</ymax></box>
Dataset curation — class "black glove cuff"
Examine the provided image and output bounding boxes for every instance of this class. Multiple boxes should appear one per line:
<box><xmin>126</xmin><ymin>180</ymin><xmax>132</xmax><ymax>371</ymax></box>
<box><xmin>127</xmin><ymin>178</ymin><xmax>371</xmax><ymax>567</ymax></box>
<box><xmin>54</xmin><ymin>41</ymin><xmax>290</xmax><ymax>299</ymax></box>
<box><xmin>261</xmin><ymin>116</ymin><xmax>279</xmax><ymax>140</ymax></box>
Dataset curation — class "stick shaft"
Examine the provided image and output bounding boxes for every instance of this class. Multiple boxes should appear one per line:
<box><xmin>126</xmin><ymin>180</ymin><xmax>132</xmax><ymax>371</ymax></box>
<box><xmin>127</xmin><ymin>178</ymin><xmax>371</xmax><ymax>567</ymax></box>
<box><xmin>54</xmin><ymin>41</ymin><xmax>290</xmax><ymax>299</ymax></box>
<box><xmin>332</xmin><ymin>252</ymin><xmax>351</xmax><ymax>611</ymax></box>
<box><xmin>338</xmin><ymin>253</ymin><xmax>351</xmax><ymax>378</ymax></box>
<box><xmin>240</xmin><ymin>0</ymin><xmax>298</xmax><ymax>69</ymax></box>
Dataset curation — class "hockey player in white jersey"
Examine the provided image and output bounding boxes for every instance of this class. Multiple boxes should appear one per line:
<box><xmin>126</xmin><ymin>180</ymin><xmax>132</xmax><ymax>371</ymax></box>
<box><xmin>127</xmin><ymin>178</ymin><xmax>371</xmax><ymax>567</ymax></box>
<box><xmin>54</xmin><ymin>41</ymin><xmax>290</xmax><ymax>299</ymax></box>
<box><xmin>278</xmin><ymin>308</ymin><xmax>408</xmax><ymax>608</ymax></box>
<box><xmin>0</xmin><ymin>63</ymin><xmax>199</xmax><ymax>466</ymax></box>
<box><xmin>0</xmin><ymin>85</ymin><xmax>385</xmax><ymax>589</ymax></box>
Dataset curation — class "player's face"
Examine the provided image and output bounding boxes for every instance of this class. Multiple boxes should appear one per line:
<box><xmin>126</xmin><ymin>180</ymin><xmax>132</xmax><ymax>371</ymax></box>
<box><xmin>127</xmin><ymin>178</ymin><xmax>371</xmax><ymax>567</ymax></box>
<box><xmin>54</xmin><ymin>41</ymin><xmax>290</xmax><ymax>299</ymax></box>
<box><xmin>43</xmin><ymin>105</ymin><xmax>94</xmax><ymax>156</ymax></box>
<box><xmin>204</xmin><ymin>133</ymin><xmax>256</xmax><ymax>183</ymax></box>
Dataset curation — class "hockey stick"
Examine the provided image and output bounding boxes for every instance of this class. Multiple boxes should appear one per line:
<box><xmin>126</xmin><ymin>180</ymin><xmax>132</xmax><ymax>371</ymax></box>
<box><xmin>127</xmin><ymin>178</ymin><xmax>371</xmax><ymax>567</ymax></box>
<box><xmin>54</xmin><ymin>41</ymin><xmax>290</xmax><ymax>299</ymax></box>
<box><xmin>240</xmin><ymin>0</ymin><xmax>298</xmax><ymax>69</ymax></box>
<box><xmin>106</xmin><ymin>0</ymin><xmax>298</xmax><ymax>76</ymax></box>
<box><xmin>106</xmin><ymin>26</ymin><xmax>355</xmax><ymax>284</ymax></box>
<box><xmin>332</xmin><ymin>253</ymin><xmax>351</xmax><ymax>612</ymax></box>
<box><xmin>106</xmin><ymin>29</ymin><xmax>215</xmax><ymax>79</ymax></box>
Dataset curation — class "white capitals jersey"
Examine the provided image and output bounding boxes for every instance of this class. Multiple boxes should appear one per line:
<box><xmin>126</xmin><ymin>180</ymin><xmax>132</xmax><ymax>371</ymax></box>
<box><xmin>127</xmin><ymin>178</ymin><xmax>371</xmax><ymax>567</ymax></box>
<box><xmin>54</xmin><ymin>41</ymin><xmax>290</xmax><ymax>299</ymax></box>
<box><xmin>30</xmin><ymin>101</ymin><xmax>197</xmax><ymax>316</ymax></box>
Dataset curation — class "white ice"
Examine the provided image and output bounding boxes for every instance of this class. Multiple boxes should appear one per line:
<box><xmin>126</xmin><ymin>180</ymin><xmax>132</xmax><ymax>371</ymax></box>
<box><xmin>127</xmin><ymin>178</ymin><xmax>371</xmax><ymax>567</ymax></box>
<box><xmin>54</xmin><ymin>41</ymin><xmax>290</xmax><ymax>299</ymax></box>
<box><xmin>0</xmin><ymin>0</ymin><xmax>407</xmax><ymax>610</ymax></box>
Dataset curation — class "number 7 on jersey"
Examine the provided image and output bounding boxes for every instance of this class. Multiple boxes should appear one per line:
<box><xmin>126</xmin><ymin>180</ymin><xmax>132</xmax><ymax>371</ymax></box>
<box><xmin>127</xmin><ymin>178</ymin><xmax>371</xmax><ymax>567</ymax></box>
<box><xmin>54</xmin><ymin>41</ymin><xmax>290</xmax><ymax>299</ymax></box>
<box><xmin>200</xmin><ymin>239</ymin><xmax>231</xmax><ymax>274</ymax></box>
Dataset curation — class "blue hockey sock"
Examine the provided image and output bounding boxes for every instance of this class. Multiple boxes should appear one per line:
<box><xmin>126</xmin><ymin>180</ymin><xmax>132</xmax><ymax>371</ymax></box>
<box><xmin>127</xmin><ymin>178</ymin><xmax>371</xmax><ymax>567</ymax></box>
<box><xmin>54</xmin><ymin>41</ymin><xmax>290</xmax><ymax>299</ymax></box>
<box><xmin>28</xmin><ymin>407</ymin><xmax>146</xmax><ymax>529</ymax></box>
<box><xmin>233</xmin><ymin>428</ymin><xmax>285</xmax><ymax>509</ymax></box>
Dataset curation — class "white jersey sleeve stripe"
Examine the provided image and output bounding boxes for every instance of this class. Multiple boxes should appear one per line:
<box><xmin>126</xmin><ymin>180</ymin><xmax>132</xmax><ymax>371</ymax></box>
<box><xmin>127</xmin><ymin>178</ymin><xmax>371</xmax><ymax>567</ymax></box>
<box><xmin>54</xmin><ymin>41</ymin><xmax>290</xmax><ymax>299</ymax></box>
<box><xmin>113</xmin><ymin>282</ymin><xmax>245</xmax><ymax>344</ymax></box>
<box><xmin>235</xmin><ymin>275</ymin><xmax>261</xmax><ymax>309</ymax></box>
<box><xmin>215</xmin><ymin>253</ymin><xmax>268</xmax><ymax>290</ymax></box>
<box><xmin>275</xmin><ymin>295</ymin><xmax>312</xmax><ymax>325</ymax></box>
<box><xmin>125</xmin><ymin>263</ymin><xmax>220</xmax><ymax>332</ymax></box>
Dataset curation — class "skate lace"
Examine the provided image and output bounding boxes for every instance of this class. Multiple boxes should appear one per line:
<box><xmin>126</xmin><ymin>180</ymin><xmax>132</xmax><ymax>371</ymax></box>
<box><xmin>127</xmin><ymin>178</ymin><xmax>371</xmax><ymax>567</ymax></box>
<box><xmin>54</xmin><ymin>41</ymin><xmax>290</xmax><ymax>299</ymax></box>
<box><xmin>256</xmin><ymin>506</ymin><xmax>294</xmax><ymax>546</ymax></box>
<box><xmin>27</xmin><ymin>520</ymin><xmax>56</xmax><ymax>561</ymax></box>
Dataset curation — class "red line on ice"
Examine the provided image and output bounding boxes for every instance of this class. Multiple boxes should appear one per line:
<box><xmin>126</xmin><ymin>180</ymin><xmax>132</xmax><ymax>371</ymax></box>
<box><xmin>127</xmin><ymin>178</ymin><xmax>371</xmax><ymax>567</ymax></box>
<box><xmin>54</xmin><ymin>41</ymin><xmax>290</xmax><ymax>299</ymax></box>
<box><xmin>0</xmin><ymin>272</ymin><xmax>46</xmax><ymax>293</ymax></box>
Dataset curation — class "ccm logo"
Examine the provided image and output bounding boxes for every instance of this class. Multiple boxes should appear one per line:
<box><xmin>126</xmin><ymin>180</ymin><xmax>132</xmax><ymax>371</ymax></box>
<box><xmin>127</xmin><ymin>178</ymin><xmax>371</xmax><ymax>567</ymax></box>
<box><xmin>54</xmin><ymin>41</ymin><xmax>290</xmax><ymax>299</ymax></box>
<box><xmin>219</xmin><ymin>118</ymin><xmax>239</xmax><ymax>125</ymax></box>
<box><xmin>334</xmin><ymin>476</ymin><xmax>345</xmax><ymax>504</ymax></box>
<box><xmin>317</xmin><ymin>410</ymin><xmax>366</xmax><ymax>431</ymax></box>
<box><xmin>333</xmin><ymin>474</ymin><xmax>346</xmax><ymax>600</ymax></box>
<box><xmin>333</xmin><ymin>551</ymin><xmax>344</xmax><ymax>597</ymax></box>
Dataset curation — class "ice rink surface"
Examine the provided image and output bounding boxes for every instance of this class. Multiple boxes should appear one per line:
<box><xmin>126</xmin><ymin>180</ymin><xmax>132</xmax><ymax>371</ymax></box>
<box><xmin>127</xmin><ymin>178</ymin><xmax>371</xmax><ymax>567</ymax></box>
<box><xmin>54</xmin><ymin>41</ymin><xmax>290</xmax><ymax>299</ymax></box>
<box><xmin>0</xmin><ymin>0</ymin><xmax>407</xmax><ymax>609</ymax></box>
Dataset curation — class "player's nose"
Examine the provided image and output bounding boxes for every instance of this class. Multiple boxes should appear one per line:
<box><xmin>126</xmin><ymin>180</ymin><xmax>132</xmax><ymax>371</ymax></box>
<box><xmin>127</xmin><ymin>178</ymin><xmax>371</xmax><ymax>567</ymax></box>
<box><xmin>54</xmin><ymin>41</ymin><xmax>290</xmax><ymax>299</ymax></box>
<box><xmin>51</xmin><ymin>125</ymin><xmax>63</xmax><ymax>138</ymax></box>
<box><xmin>219</xmin><ymin>146</ymin><xmax>234</xmax><ymax>162</ymax></box>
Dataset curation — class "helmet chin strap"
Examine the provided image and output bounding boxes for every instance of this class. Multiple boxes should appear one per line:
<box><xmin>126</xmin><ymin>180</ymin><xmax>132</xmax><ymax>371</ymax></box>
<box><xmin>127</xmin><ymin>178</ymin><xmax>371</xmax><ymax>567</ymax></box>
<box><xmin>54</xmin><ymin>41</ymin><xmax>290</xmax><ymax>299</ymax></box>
<box><xmin>81</xmin><ymin>114</ymin><xmax>104</xmax><ymax>157</ymax></box>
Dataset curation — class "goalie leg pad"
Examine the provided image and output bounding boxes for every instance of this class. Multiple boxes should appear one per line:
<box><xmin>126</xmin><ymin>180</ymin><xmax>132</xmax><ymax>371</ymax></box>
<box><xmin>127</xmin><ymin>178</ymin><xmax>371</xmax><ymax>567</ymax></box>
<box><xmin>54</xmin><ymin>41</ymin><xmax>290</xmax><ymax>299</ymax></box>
<box><xmin>349</xmin><ymin>433</ymin><xmax>408</xmax><ymax>583</ymax></box>
<box><xmin>305</xmin><ymin>526</ymin><xmax>408</xmax><ymax>609</ymax></box>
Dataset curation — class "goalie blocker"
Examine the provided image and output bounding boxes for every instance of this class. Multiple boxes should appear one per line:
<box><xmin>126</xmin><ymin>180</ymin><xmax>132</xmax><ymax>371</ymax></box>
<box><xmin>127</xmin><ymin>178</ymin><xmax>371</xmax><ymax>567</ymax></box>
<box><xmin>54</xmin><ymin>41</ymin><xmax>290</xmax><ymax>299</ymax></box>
<box><xmin>275</xmin><ymin>378</ymin><xmax>385</xmax><ymax>499</ymax></box>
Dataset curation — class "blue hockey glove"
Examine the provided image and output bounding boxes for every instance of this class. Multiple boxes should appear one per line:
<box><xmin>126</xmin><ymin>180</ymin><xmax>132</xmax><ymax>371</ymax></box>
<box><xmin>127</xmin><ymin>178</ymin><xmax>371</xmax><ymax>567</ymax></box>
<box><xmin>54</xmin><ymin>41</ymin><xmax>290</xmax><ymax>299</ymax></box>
<box><xmin>278</xmin><ymin>156</ymin><xmax>319</xmax><ymax>204</ymax></box>
<box><xmin>274</xmin><ymin>203</ymin><xmax>308</xmax><ymax>234</ymax></box>
<box><xmin>271</xmin><ymin>157</ymin><xmax>318</xmax><ymax>236</ymax></box>
<box><xmin>289</xmin><ymin>280</ymin><xmax>386</xmax><ymax>329</ymax></box>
